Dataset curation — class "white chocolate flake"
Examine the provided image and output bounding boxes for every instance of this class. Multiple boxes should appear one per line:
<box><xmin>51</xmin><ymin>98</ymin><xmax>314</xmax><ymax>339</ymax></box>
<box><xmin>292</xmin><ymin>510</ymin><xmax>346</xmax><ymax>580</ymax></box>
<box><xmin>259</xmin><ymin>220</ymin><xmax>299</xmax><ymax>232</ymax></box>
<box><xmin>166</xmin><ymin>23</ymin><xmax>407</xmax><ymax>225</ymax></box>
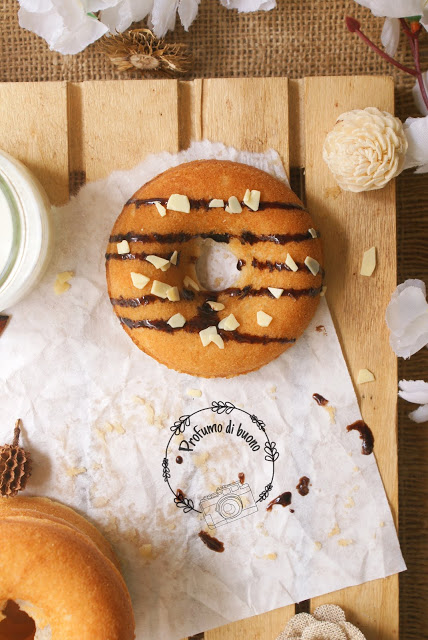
<box><xmin>166</xmin><ymin>194</ymin><xmax>190</xmax><ymax>213</ymax></box>
<box><xmin>357</xmin><ymin>368</ymin><xmax>375</xmax><ymax>384</ymax></box>
<box><xmin>151</xmin><ymin>280</ymin><xmax>172</xmax><ymax>299</ymax></box>
<box><xmin>167</xmin><ymin>313</ymin><xmax>186</xmax><ymax>328</ymax></box>
<box><xmin>187</xmin><ymin>388</ymin><xmax>202</xmax><ymax>398</ymax></box>
<box><xmin>308</xmin><ymin>228</ymin><xmax>318</xmax><ymax>238</ymax></box>
<box><xmin>285</xmin><ymin>253</ymin><xmax>298</xmax><ymax>272</ymax></box>
<box><xmin>117</xmin><ymin>240</ymin><xmax>130</xmax><ymax>254</ymax></box>
<box><xmin>360</xmin><ymin>246</ymin><xmax>376</xmax><ymax>277</ymax></box>
<box><xmin>184</xmin><ymin>275</ymin><xmax>200</xmax><ymax>291</ymax></box>
<box><xmin>257</xmin><ymin>311</ymin><xmax>273</xmax><ymax>327</ymax></box>
<box><xmin>305</xmin><ymin>256</ymin><xmax>320</xmax><ymax>276</ymax></box>
<box><xmin>167</xmin><ymin>286</ymin><xmax>180</xmax><ymax>302</ymax></box>
<box><xmin>154</xmin><ymin>201</ymin><xmax>166</xmax><ymax>217</ymax></box>
<box><xmin>209</xmin><ymin>199</ymin><xmax>225</xmax><ymax>208</ymax></box>
<box><xmin>320</xmin><ymin>285</ymin><xmax>327</xmax><ymax>297</ymax></box>
<box><xmin>243</xmin><ymin>189</ymin><xmax>261</xmax><ymax>211</ymax></box>
<box><xmin>225</xmin><ymin>196</ymin><xmax>242</xmax><ymax>214</ymax></box>
<box><xmin>130</xmin><ymin>272</ymin><xmax>150</xmax><ymax>289</ymax></box>
<box><xmin>146</xmin><ymin>255</ymin><xmax>170</xmax><ymax>270</ymax></box>
<box><xmin>207</xmin><ymin>301</ymin><xmax>225</xmax><ymax>311</ymax></box>
<box><xmin>218</xmin><ymin>313</ymin><xmax>240</xmax><ymax>331</ymax></box>
<box><xmin>268</xmin><ymin>287</ymin><xmax>283</xmax><ymax>299</ymax></box>
<box><xmin>170</xmin><ymin>250</ymin><xmax>178</xmax><ymax>265</ymax></box>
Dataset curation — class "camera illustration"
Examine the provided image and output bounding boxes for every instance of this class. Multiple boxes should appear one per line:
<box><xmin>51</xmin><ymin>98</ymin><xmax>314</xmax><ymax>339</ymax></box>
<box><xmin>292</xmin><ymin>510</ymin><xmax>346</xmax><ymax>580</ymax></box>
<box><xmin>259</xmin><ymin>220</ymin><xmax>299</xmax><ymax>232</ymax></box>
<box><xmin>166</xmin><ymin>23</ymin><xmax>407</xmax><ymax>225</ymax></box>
<box><xmin>200</xmin><ymin>481</ymin><xmax>258</xmax><ymax>529</ymax></box>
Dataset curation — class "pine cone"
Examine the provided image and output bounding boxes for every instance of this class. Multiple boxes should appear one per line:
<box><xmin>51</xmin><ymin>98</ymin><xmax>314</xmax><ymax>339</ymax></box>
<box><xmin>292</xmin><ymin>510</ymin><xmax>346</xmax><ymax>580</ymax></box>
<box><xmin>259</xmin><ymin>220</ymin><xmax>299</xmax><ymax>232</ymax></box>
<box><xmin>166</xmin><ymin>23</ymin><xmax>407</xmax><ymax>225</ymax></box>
<box><xmin>0</xmin><ymin>420</ymin><xmax>32</xmax><ymax>498</ymax></box>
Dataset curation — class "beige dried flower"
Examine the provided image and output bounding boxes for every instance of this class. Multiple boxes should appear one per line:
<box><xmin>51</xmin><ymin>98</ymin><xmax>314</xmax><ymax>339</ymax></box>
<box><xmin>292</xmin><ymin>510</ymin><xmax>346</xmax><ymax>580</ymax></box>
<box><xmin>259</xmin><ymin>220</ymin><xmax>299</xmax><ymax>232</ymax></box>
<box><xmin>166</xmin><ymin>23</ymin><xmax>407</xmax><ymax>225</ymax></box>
<box><xmin>322</xmin><ymin>107</ymin><xmax>408</xmax><ymax>192</ymax></box>
<box><xmin>98</xmin><ymin>28</ymin><xmax>191</xmax><ymax>77</ymax></box>
<box><xmin>276</xmin><ymin>604</ymin><xmax>366</xmax><ymax>640</ymax></box>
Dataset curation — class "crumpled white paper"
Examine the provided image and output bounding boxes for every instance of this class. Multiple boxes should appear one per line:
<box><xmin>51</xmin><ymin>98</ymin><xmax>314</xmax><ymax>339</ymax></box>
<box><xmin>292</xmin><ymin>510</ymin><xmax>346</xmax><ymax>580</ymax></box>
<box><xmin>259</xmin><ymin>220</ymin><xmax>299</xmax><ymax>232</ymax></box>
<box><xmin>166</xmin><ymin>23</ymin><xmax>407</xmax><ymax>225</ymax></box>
<box><xmin>0</xmin><ymin>142</ymin><xmax>405</xmax><ymax>640</ymax></box>
<box><xmin>398</xmin><ymin>379</ymin><xmax>428</xmax><ymax>423</ymax></box>
<box><xmin>18</xmin><ymin>0</ymin><xmax>276</xmax><ymax>51</ymax></box>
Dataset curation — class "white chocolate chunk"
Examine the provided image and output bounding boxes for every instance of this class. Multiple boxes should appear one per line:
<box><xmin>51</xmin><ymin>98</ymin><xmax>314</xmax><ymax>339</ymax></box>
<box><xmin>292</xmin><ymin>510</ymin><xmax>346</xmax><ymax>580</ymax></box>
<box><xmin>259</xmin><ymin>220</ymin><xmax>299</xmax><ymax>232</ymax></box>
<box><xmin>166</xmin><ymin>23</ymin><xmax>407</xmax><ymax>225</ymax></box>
<box><xmin>146</xmin><ymin>255</ymin><xmax>170</xmax><ymax>270</ymax></box>
<box><xmin>187</xmin><ymin>388</ymin><xmax>202</xmax><ymax>398</ymax></box>
<box><xmin>207</xmin><ymin>301</ymin><xmax>225</xmax><ymax>311</ymax></box>
<box><xmin>243</xmin><ymin>189</ymin><xmax>261</xmax><ymax>211</ymax></box>
<box><xmin>184</xmin><ymin>275</ymin><xmax>200</xmax><ymax>291</ymax></box>
<box><xmin>170</xmin><ymin>250</ymin><xmax>178</xmax><ymax>265</ymax></box>
<box><xmin>360</xmin><ymin>246</ymin><xmax>376</xmax><ymax>277</ymax></box>
<box><xmin>151</xmin><ymin>280</ymin><xmax>172</xmax><ymax>299</ymax></box>
<box><xmin>357</xmin><ymin>368</ymin><xmax>375</xmax><ymax>384</ymax></box>
<box><xmin>154</xmin><ymin>201</ymin><xmax>166</xmax><ymax>217</ymax></box>
<box><xmin>304</xmin><ymin>256</ymin><xmax>320</xmax><ymax>275</ymax></box>
<box><xmin>320</xmin><ymin>285</ymin><xmax>327</xmax><ymax>297</ymax></box>
<box><xmin>130</xmin><ymin>272</ymin><xmax>150</xmax><ymax>289</ymax></box>
<box><xmin>225</xmin><ymin>196</ymin><xmax>242</xmax><ymax>214</ymax></box>
<box><xmin>285</xmin><ymin>253</ymin><xmax>298</xmax><ymax>272</ymax></box>
<box><xmin>166</xmin><ymin>194</ymin><xmax>190</xmax><ymax>213</ymax></box>
<box><xmin>56</xmin><ymin>271</ymin><xmax>74</xmax><ymax>284</ymax></box>
<box><xmin>199</xmin><ymin>326</ymin><xmax>224</xmax><ymax>349</ymax></box>
<box><xmin>209</xmin><ymin>199</ymin><xmax>224</xmax><ymax>208</ymax></box>
<box><xmin>218</xmin><ymin>313</ymin><xmax>240</xmax><ymax>331</ymax></box>
<box><xmin>268</xmin><ymin>287</ymin><xmax>283</xmax><ymax>299</ymax></box>
<box><xmin>167</xmin><ymin>286</ymin><xmax>180</xmax><ymax>302</ymax></box>
<box><xmin>257</xmin><ymin>311</ymin><xmax>273</xmax><ymax>327</ymax></box>
<box><xmin>167</xmin><ymin>313</ymin><xmax>186</xmax><ymax>328</ymax></box>
<box><xmin>199</xmin><ymin>326</ymin><xmax>217</xmax><ymax>347</ymax></box>
<box><xmin>54</xmin><ymin>271</ymin><xmax>74</xmax><ymax>295</ymax></box>
<box><xmin>308</xmin><ymin>228</ymin><xmax>317</xmax><ymax>238</ymax></box>
<box><xmin>117</xmin><ymin>240</ymin><xmax>130</xmax><ymax>254</ymax></box>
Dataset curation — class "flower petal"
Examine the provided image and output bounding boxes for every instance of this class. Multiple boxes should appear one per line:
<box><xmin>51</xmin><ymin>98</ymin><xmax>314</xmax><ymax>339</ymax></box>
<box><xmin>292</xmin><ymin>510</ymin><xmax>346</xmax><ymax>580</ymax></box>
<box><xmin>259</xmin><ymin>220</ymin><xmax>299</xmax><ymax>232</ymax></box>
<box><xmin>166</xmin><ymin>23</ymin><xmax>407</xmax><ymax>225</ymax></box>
<box><xmin>178</xmin><ymin>0</ymin><xmax>200</xmax><ymax>30</ymax></box>
<box><xmin>282</xmin><ymin>613</ymin><xmax>316</xmax><ymax>637</ymax></box>
<box><xmin>100</xmin><ymin>0</ymin><xmax>153</xmax><ymax>33</ymax></box>
<box><xmin>219</xmin><ymin>0</ymin><xmax>276</xmax><ymax>11</ymax></box>
<box><xmin>354</xmin><ymin>0</ymin><xmax>423</xmax><ymax>18</ymax></box>
<box><xmin>403</xmin><ymin>115</ymin><xmax>428</xmax><ymax>172</ymax></box>
<box><xmin>381</xmin><ymin>17</ymin><xmax>400</xmax><ymax>56</ymax></box>
<box><xmin>386</xmin><ymin>280</ymin><xmax>428</xmax><ymax>358</ymax></box>
<box><xmin>409</xmin><ymin>404</ymin><xmax>428</xmax><ymax>423</ymax></box>
<box><xmin>149</xmin><ymin>0</ymin><xmax>179</xmax><ymax>37</ymax></box>
<box><xmin>412</xmin><ymin>72</ymin><xmax>428</xmax><ymax>116</ymax></box>
<box><xmin>399</xmin><ymin>379</ymin><xmax>428</xmax><ymax>404</ymax></box>
<box><xmin>313</xmin><ymin>604</ymin><xmax>346</xmax><ymax>624</ymax></box>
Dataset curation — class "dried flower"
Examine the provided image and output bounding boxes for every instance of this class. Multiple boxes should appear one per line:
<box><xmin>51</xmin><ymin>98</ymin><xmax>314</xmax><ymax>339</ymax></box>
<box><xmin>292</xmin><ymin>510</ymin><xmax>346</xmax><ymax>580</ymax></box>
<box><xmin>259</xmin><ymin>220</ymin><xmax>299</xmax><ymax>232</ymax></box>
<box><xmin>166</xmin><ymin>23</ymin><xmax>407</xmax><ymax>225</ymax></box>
<box><xmin>398</xmin><ymin>379</ymin><xmax>428</xmax><ymax>423</ymax></box>
<box><xmin>98</xmin><ymin>29</ymin><xmax>191</xmax><ymax>76</ymax></box>
<box><xmin>385</xmin><ymin>279</ymin><xmax>428</xmax><ymax>358</ymax></box>
<box><xmin>322</xmin><ymin>107</ymin><xmax>408</xmax><ymax>192</ymax></box>
<box><xmin>0</xmin><ymin>420</ymin><xmax>32</xmax><ymax>498</ymax></box>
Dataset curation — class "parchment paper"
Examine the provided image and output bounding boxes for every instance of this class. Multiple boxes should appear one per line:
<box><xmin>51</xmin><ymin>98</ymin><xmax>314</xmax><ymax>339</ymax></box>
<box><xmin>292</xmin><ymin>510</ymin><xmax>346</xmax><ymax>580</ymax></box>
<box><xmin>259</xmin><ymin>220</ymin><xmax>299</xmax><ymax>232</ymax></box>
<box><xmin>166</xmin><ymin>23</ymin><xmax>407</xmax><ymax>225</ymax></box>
<box><xmin>0</xmin><ymin>142</ymin><xmax>405</xmax><ymax>640</ymax></box>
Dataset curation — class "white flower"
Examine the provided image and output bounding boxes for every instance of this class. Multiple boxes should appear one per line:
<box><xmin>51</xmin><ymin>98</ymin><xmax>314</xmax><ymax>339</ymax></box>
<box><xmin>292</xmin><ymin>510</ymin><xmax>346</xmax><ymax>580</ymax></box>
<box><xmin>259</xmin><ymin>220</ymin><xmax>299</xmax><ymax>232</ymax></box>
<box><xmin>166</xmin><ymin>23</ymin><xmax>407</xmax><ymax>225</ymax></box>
<box><xmin>18</xmin><ymin>0</ymin><xmax>110</xmax><ymax>55</ymax></box>
<box><xmin>355</xmin><ymin>1</ymin><xmax>428</xmax><ymax>56</ymax></box>
<box><xmin>398</xmin><ymin>379</ymin><xmax>428</xmax><ymax>423</ymax></box>
<box><xmin>402</xmin><ymin>115</ymin><xmax>428</xmax><ymax>173</ymax></box>
<box><xmin>413</xmin><ymin>71</ymin><xmax>428</xmax><ymax>115</ymax></box>
<box><xmin>276</xmin><ymin>604</ymin><xmax>366</xmax><ymax>640</ymax></box>
<box><xmin>385</xmin><ymin>280</ymin><xmax>428</xmax><ymax>358</ymax></box>
<box><xmin>322</xmin><ymin>107</ymin><xmax>408</xmax><ymax>192</ymax></box>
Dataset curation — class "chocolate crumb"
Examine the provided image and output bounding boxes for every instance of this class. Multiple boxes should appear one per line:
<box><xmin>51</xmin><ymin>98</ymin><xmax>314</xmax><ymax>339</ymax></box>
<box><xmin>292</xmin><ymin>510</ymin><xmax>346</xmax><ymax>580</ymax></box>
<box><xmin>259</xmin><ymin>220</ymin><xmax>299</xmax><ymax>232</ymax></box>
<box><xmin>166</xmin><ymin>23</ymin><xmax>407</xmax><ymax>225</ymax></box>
<box><xmin>238</xmin><ymin>472</ymin><xmax>245</xmax><ymax>484</ymax></box>
<box><xmin>347</xmin><ymin>420</ymin><xmax>374</xmax><ymax>455</ymax></box>
<box><xmin>296</xmin><ymin>476</ymin><xmax>310</xmax><ymax>496</ymax></box>
<box><xmin>312</xmin><ymin>393</ymin><xmax>328</xmax><ymax>406</ymax></box>
<box><xmin>0</xmin><ymin>315</ymin><xmax>10</xmax><ymax>338</ymax></box>
<box><xmin>176</xmin><ymin>456</ymin><xmax>183</xmax><ymax>464</ymax></box>
<box><xmin>198</xmin><ymin>530</ymin><xmax>225</xmax><ymax>552</ymax></box>
<box><xmin>266</xmin><ymin>491</ymin><xmax>292</xmax><ymax>511</ymax></box>
<box><xmin>315</xmin><ymin>324</ymin><xmax>327</xmax><ymax>336</ymax></box>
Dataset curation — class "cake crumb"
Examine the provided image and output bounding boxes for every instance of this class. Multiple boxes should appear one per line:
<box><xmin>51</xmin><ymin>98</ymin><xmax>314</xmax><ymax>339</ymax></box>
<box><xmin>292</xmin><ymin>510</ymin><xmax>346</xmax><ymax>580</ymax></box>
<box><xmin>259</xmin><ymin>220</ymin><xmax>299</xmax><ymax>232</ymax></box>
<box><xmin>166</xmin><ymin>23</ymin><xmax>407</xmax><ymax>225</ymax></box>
<box><xmin>133</xmin><ymin>397</ymin><xmax>155</xmax><ymax>425</ymax></box>
<box><xmin>314</xmin><ymin>541</ymin><xmax>322</xmax><ymax>551</ymax></box>
<box><xmin>256</xmin><ymin>552</ymin><xmax>277</xmax><ymax>560</ymax></box>
<box><xmin>326</xmin><ymin>405</ymin><xmax>336</xmax><ymax>424</ymax></box>
<box><xmin>194</xmin><ymin>451</ymin><xmax>210</xmax><ymax>469</ymax></box>
<box><xmin>66</xmin><ymin>466</ymin><xmax>86</xmax><ymax>477</ymax></box>
<box><xmin>324</xmin><ymin>185</ymin><xmax>342</xmax><ymax>199</ymax></box>
<box><xmin>187</xmin><ymin>388</ymin><xmax>202</xmax><ymax>398</ymax></box>
<box><xmin>92</xmin><ymin>496</ymin><xmax>109</xmax><ymax>508</ymax></box>
<box><xmin>353</xmin><ymin>466</ymin><xmax>360</xmax><ymax>472</ymax></box>
<box><xmin>139</xmin><ymin>544</ymin><xmax>153</xmax><ymax>559</ymax></box>
<box><xmin>92</xmin><ymin>462</ymin><xmax>102</xmax><ymax>470</ymax></box>
<box><xmin>345</xmin><ymin>497</ymin><xmax>355</xmax><ymax>509</ymax></box>
<box><xmin>379</xmin><ymin>521</ymin><xmax>385</xmax><ymax>528</ymax></box>
<box><xmin>113</xmin><ymin>422</ymin><xmax>126</xmax><ymax>434</ymax></box>
<box><xmin>352</xmin><ymin>485</ymin><xmax>360</xmax><ymax>493</ymax></box>
<box><xmin>328</xmin><ymin>523</ymin><xmax>340</xmax><ymax>537</ymax></box>
<box><xmin>256</xmin><ymin>522</ymin><xmax>269</xmax><ymax>537</ymax></box>
<box><xmin>167</xmin><ymin>522</ymin><xmax>176</xmax><ymax>531</ymax></box>
<box><xmin>338</xmin><ymin>539</ymin><xmax>354</xmax><ymax>546</ymax></box>
<box><xmin>54</xmin><ymin>271</ymin><xmax>74</xmax><ymax>295</ymax></box>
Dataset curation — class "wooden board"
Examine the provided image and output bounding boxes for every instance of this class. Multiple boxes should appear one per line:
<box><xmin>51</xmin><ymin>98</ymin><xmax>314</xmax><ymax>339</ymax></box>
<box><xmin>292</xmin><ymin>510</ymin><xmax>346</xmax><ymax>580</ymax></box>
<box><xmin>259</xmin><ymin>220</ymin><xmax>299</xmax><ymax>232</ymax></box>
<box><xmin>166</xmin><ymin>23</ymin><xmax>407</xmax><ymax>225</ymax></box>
<box><xmin>0</xmin><ymin>76</ymin><xmax>398</xmax><ymax>640</ymax></box>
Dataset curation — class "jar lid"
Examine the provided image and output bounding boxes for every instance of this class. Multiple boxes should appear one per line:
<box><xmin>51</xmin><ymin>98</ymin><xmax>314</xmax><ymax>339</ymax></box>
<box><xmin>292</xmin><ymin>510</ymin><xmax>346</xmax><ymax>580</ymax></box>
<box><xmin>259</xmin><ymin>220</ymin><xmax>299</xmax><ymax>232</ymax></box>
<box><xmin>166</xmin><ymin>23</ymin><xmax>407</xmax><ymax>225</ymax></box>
<box><xmin>0</xmin><ymin>173</ymin><xmax>21</xmax><ymax>287</ymax></box>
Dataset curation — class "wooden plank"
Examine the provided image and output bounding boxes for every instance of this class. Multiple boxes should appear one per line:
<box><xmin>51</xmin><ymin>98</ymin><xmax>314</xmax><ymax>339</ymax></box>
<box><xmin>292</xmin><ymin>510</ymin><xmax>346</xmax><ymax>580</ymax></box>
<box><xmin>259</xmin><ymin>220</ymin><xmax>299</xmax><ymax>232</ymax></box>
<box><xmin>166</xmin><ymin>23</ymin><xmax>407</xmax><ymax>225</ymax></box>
<box><xmin>76</xmin><ymin>79</ymin><xmax>180</xmax><ymax>181</ymax></box>
<box><xmin>0</xmin><ymin>82</ymin><xmax>69</xmax><ymax>205</ymax></box>
<box><xmin>202</xmin><ymin>76</ymin><xmax>294</xmax><ymax>640</ymax></box>
<box><xmin>303</xmin><ymin>75</ymin><xmax>398</xmax><ymax>639</ymax></box>
<box><xmin>192</xmin><ymin>78</ymin><xmax>289</xmax><ymax>176</ymax></box>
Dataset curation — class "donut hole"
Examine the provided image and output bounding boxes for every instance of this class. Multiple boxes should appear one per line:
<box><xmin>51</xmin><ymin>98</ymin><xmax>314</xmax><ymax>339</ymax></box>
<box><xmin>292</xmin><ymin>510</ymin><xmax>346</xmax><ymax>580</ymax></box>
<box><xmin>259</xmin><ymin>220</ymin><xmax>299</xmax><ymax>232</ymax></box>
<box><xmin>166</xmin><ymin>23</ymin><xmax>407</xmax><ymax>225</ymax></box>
<box><xmin>0</xmin><ymin>600</ymin><xmax>35</xmax><ymax>640</ymax></box>
<box><xmin>195</xmin><ymin>239</ymin><xmax>241</xmax><ymax>291</ymax></box>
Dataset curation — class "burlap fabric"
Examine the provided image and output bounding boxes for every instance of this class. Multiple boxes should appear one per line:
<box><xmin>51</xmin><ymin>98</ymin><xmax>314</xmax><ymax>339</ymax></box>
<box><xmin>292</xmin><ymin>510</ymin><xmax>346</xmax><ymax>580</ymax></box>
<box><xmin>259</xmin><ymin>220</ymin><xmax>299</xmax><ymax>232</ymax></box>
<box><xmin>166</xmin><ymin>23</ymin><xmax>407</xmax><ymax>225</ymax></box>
<box><xmin>1</xmin><ymin>1</ymin><xmax>427</xmax><ymax>638</ymax></box>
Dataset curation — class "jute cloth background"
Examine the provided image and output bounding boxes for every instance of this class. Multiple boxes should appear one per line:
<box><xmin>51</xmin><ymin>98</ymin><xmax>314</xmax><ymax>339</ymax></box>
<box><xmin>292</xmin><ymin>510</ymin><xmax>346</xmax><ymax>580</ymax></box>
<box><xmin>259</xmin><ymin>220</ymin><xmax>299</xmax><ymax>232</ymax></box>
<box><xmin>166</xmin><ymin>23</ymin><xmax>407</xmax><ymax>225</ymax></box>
<box><xmin>1</xmin><ymin>1</ymin><xmax>427</xmax><ymax>638</ymax></box>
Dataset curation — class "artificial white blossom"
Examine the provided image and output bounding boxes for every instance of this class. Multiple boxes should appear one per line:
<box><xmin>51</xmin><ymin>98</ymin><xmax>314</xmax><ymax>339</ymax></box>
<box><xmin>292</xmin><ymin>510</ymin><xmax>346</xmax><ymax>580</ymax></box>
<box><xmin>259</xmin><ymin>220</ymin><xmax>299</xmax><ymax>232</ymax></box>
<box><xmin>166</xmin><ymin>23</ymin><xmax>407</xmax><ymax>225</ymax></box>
<box><xmin>18</xmin><ymin>0</ymin><xmax>276</xmax><ymax>51</ymax></box>
<box><xmin>385</xmin><ymin>279</ymin><xmax>428</xmax><ymax>358</ymax></box>
<box><xmin>413</xmin><ymin>71</ymin><xmax>428</xmax><ymax>115</ymax></box>
<box><xmin>403</xmin><ymin>115</ymin><xmax>428</xmax><ymax>173</ymax></box>
<box><xmin>276</xmin><ymin>604</ymin><xmax>366</xmax><ymax>640</ymax></box>
<box><xmin>398</xmin><ymin>379</ymin><xmax>428</xmax><ymax>423</ymax></box>
<box><xmin>381</xmin><ymin>17</ymin><xmax>401</xmax><ymax>56</ymax></box>
<box><xmin>322</xmin><ymin>107</ymin><xmax>408</xmax><ymax>192</ymax></box>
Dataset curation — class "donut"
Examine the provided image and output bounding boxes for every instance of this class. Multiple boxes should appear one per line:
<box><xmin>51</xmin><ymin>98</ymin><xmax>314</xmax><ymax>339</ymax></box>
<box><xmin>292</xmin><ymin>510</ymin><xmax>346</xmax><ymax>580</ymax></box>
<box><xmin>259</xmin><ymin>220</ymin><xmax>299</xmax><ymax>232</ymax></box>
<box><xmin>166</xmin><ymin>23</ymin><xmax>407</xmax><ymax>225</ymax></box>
<box><xmin>0</xmin><ymin>497</ymin><xmax>135</xmax><ymax>640</ymax></box>
<box><xmin>106</xmin><ymin>160</ymin><xmax>323</xmax><ymax>378</ymax></box>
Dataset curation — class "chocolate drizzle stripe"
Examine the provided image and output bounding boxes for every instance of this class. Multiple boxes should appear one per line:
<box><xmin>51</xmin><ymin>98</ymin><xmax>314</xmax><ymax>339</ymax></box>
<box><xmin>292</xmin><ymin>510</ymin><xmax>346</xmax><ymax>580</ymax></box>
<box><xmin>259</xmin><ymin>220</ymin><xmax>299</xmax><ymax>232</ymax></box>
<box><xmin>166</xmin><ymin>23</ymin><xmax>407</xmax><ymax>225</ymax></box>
<box><xmin>118</xmin><ymin>316</ymin><xmax>295</xmax><ymax>344</ymax></box>
<box><xmin>110</xmin><ymin>285</ymin><xmax>322</xmax><ymax>308</ymax></box>
<box><xmin>108</xmin><ymin>230</ymin><xmax>316</xmax><ymax>246</ymax></box>
<box><xmin>126</xmin><ymin>198</ymin><xmax>307</xmax><ymax>213</ymax></box>
<box><xmin>106</xmin><ymin>251</ymin><xmax>177</xmax><ymax>262</ymax></box>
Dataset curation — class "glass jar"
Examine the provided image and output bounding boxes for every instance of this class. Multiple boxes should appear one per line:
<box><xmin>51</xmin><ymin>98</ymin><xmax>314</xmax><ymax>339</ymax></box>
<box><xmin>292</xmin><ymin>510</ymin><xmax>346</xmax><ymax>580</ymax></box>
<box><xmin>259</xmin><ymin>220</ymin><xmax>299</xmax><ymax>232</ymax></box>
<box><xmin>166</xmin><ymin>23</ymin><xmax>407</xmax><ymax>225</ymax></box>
<box><xmin>0</xmin><ymin>150</ymin><xmax>52</xmax><ymax>311</ymax></box>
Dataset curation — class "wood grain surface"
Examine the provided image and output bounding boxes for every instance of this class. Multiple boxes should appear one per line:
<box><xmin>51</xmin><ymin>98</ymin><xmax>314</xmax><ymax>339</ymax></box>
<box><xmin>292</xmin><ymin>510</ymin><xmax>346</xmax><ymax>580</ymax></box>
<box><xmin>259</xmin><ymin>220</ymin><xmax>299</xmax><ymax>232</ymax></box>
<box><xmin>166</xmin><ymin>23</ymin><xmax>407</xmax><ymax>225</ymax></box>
<box><xmin>0</xmin><ymin>76</ymin><xmax>398</xmax><ymax>640</ymax></box>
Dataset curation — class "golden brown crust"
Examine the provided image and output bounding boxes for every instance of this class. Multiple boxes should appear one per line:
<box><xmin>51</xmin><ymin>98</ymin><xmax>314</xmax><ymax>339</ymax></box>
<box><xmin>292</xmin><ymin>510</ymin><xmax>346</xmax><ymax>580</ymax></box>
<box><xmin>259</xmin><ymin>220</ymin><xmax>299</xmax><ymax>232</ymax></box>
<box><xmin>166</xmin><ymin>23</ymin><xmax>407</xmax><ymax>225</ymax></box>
<box><xmin>0</xmin><ymin>498</ymin><xmax>135</xmax><ymax>639</ymax></box>
<box><xmin>106</xmin><ymin>160</ymin><xmax>323</xmax><ymax>377</ymax></box>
